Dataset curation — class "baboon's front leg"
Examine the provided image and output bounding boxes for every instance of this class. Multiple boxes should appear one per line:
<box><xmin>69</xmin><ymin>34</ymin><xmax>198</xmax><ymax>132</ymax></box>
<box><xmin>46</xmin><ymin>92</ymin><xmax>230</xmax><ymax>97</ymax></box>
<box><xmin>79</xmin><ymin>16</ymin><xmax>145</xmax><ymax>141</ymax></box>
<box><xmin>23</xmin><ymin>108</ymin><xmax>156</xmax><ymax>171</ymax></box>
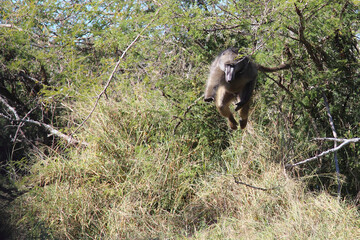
<box><xmin>204</xmin><ymin>72</ymin><xmax>219</xmax><ymax>102</ymax></box>
<box><xmin>234</xmin><ymin>80</ymin><xmax>255</xmax><ymax>111</ymax></box>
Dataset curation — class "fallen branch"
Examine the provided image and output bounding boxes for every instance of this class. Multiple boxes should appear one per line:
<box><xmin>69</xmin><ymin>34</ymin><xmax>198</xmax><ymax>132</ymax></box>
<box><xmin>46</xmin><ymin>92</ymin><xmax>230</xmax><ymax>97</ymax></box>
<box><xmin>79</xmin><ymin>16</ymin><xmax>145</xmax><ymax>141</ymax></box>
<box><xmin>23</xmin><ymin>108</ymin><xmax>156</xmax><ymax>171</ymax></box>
<box><xmin>233</xmin><ymin>175</ymin><xmax>281</xmax><ymax>191</ymax></box>
<box><xmin>0</xmin><ymin>113</ymin><xmax>87</xmax><ymax>146</ymax></box>
<box><xmin>0</xmin><ymin>95</ymin><xmax>87</xmax><ymax>146</ymax></box>
<box><xmin>286</xmin><ymin>137</ymin><xmax>360</xmax><ymax>168</ymax></box>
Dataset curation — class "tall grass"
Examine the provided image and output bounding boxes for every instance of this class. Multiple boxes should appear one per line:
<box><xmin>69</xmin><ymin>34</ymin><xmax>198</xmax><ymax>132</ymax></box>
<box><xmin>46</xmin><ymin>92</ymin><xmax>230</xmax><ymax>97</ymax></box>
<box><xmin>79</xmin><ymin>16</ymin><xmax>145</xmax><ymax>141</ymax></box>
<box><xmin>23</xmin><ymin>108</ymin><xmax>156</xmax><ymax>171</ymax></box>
<box><xmin>9</xmin><ymin>83</ymin><xmax>360</xmax><ymax>239</ymax></box>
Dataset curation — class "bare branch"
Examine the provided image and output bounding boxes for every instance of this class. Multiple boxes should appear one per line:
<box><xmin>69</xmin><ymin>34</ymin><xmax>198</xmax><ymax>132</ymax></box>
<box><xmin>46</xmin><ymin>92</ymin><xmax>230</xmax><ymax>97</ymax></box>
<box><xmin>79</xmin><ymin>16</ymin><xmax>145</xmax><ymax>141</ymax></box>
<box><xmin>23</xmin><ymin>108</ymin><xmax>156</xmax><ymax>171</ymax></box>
<box><xmin>314</xmin><ymin>137</ymin><xmax>360</xmax><ymax>142</ymax></box>
<box><xmin>2</xmin><ymin>116</ymin><xmax>87</xmax><ymax>146</ymax></box>
<box><xmin>233</xmin><ymin>176</ymin><xmax>281</xmax><ymax>191</ymax></box>
<box><xmin>322</xmin><ymin>92</ymin><xmax>338</xmax><ymax>138</ymax></box>
<box><xmin>322</xmin><ymin>92</ymin><xmax>340</xmax><ymax>197</ymax></box>
<box><xmin>286</xmin><ymin>138</ymin><xmax>360</xmax><ymax>168</ymax></box>
<box><xmin>70</xmin><ymin>8</ymin><xmax>160</xmax><ymax>137</ymax></box>
<box><xmin>0</xmin><ymin>97</ymin><xmax>86</xmax><ymax>146</ymax></box>
<box><xmin>12</xmin><ymin>107</ymin><xmax>36</xmax><ymax>142</ymax></box>
<box><xmin>0</xmin><ymin>24</ymin><xmax>23</xmax><ymax>31</ymax></box>
<box><xmin>0</xmin><ymin>96</ymin><xmax>20</xmax><ymax>120</ymax></box>
<box><xmin>293</xmin><ymin>4</ymin><xmax>324</xmax><ymax>71</ymax></box>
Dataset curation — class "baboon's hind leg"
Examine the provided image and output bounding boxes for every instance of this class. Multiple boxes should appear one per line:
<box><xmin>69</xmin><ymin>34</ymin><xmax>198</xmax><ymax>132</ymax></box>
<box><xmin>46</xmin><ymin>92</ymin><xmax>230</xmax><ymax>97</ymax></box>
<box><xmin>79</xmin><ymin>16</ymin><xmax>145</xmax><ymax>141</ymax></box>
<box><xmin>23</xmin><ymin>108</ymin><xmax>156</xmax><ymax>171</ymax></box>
<box><xmin>215</xmin><ymin>86</ymin><xmax>237</xmax><ymax>130</ymax></box>
<box><xmin>239</xmin><ymin>99</ymin><xmax>252</xmax><ymax>129</ymax></box>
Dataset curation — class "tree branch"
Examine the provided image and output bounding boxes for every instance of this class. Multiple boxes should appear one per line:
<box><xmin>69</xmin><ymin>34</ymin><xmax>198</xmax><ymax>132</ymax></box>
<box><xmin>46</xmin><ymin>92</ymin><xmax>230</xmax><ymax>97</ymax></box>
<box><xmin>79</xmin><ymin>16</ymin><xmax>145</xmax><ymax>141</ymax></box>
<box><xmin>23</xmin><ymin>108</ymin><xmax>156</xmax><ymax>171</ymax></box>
<box><xmin>314</xmin><ymin>137</ymin><xmax>360</xmax><ymax>142</ymax></box>
<box><xmin>293</xmin><ymin>4</ymin><xmax>324</xmax><ymax>71</ymax></box>
<box><xmin>0</xmin><ymin>24</ymin><xmax>23</xmax><ymax>31</ymax></box>
<box><xmin>0</xmin><ymin>96</ymin><xmax>20</xmax><ymax>120</ymax></box>
<box><xmin>322</xmin><ymin>92</ymin><xmax>341</xmax><ymax>197</ymax></box>
<box><xmin>0</xmin><ymin>96</ymin><xmax>86</xmax><ymax>146</ymax></box>
<box><xmin>264</xmin><ymin>73</ymin><xmax>308</xmax><ymax>110</ymax></box>
<box><xmin>0</xmin><ymin>113</ymin><xmax>87</xmax><ymax>146</ymax></box>
<box><xmin>286</xmin><ymin>137</ymin><xmax>360</xmax><ymax>168</ymax></box>
<box><xmin>233</xmin><ymin>175</ymin><xmax>281</xmax><ymax>191</ymax></box>
<box><xmin>70</xmin><ymin>8</ymin><xmax>160</xmax><ymax>137</ymax></box>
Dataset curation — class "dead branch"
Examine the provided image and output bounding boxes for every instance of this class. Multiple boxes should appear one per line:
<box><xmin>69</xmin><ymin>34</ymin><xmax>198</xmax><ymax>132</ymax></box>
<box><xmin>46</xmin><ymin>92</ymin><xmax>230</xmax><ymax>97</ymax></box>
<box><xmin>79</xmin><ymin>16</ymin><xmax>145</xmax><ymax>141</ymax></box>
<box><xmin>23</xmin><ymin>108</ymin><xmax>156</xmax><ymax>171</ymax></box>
<box><xmin>0</xmin><ymin>95</ymin><xmax>87</xmax><ymax>146</ymax></box>
<box><xmin>314</xmin><ymin>137</ymin><xmax>360</xmax><ymax>142</ymax></box>
<box><xmin>0</xmin><ymin>96</ymin><xmax>20</xmax><ymax>120</ymax></box>
<box><xmin>0</xmin><ymin>24</ymin><xmax>23</xmax><ymax>31</ymax></box>
<box><xmin>322</xmin><ymin>92</ymin><xmax>338</xmax><ymax>139</ymax></box>
<box><xmin>0</xmin><ymin>113</ymin><xmax>87</xmax><ymax>146</ymax></box>
<box><xmin>322</xmin><ymin>92</ymin><xmax>341</xmax><ymax>197</ymax></box>
<box><xmin>286</xmin><ymin>137</ymin><xmax>360</xmax><ymax>168</ymax></box>
<box><xmin>233</xmin><ymin>175</ymin><xmax>281</xmax><ymax>191</ymax></box>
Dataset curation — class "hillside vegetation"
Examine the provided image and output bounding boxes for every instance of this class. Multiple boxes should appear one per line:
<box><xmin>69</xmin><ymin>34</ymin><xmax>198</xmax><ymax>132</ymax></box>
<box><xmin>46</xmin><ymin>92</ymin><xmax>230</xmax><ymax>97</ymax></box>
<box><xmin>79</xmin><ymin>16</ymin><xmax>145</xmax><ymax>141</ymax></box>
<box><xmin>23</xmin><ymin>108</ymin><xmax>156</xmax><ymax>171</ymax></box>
<box><xmin>0</xmin><ymin>1</ymin><xmax>360</xmax><ymax>239</ymax></box>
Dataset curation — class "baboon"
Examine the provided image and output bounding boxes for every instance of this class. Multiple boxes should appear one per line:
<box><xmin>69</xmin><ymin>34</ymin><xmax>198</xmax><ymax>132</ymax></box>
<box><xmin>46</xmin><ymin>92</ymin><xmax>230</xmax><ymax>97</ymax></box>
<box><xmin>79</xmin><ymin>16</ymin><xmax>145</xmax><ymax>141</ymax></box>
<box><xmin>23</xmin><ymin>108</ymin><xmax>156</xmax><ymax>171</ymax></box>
<box><xmin>204</xmin><ymin>47</ymin><xmax>290</xmax><ymax>130</ymax></box>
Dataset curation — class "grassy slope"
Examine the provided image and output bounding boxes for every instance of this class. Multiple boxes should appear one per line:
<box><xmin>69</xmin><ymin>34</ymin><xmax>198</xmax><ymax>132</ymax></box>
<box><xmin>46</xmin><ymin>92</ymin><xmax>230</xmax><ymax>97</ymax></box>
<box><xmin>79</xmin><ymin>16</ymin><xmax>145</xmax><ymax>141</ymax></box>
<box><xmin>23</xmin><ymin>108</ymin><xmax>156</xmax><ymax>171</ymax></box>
<box><xmin>10</xmin><ymin>83</ymin><xmax>360</xmax><ymax>239</ymax></box>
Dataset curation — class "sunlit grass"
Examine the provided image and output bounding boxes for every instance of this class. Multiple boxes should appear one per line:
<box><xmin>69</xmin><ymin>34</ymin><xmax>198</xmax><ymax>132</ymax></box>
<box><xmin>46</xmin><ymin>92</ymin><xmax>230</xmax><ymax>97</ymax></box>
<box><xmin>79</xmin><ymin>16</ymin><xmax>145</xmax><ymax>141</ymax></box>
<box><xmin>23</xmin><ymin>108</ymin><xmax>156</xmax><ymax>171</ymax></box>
<box><xmin>10</xmin><ymin>84</ymin><xmax>360</xmax><ymax>239</ymax></box>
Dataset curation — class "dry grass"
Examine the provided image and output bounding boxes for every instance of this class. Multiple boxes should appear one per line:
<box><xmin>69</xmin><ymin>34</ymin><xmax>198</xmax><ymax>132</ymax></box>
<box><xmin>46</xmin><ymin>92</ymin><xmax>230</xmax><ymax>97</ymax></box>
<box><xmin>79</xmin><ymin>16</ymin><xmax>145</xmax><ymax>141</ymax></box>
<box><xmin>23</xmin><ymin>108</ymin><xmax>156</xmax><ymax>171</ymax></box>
<box><xmin>9</xmin><ymin>84</ymin><xmax>360</xmax><ymax>239</ymax></box>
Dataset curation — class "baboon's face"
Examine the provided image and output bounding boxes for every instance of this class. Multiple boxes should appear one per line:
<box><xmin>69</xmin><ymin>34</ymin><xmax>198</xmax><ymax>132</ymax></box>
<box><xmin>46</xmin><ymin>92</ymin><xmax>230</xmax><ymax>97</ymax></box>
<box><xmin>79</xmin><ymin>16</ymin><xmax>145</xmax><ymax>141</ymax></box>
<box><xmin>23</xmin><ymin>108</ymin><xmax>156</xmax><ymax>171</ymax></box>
<box><xmin>224</xmin><ymin>64</ymin><xmax>236</xmax><ymax>82</ymax></box>
<box><xmin>224</xmin><ymin>57</ymin><xmax>248</xmax><ymax>83</ymax></box>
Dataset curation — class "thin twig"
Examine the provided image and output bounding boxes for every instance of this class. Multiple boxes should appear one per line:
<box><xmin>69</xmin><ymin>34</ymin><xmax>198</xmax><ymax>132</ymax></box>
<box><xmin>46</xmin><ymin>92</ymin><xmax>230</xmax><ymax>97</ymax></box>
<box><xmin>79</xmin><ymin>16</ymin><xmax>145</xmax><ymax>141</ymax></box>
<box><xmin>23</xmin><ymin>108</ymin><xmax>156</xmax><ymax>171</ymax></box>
<box><xmin>70</xmin><ymin>9</ymin><xmax>160</xmax><ymax>137</ymax></box>
<box><xmin>233</xmin><ymin>175</ymin><xmax>281</xmax><ymax>191</ymax></box>
<box><xmin>264</xmin><ymin>73</ymin><xmax>308</xmax><ymax>109</ymax></box>
<box><xmin>12</xmin><ymin>107</ymin><xmax>37</xmax><ymax>142</ymax></box>
<box><xmin>10</xmin><ymin>107</ymin><xmax>37</xmax><ymax>160</ymax></box>
<box><xmin>173</xmin><ymin>95</ymin><xmax>204</xmax><ymax>134</ymax></box>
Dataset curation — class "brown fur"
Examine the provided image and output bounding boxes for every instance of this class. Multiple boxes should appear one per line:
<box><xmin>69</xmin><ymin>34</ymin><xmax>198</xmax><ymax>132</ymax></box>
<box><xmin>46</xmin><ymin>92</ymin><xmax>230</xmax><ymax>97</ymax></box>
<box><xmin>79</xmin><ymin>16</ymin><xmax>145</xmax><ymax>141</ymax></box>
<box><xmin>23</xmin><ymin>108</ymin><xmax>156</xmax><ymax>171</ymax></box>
<box><xmin>204</xmin><ymin>48</ymin><xmax>257</xmax><ymax>130</ymax></box>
